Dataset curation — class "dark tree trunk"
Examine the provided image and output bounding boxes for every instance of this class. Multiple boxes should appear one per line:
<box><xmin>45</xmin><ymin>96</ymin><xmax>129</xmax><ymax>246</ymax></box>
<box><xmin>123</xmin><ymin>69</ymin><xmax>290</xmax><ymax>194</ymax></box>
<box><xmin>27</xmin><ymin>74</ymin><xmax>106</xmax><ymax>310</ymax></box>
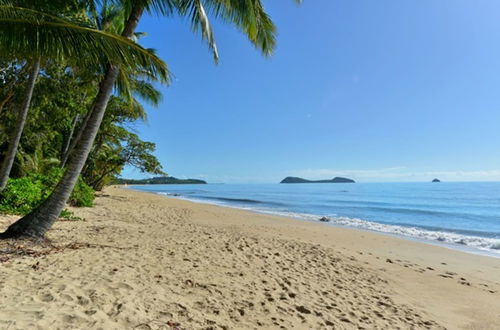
<box><xmin>60</xmin><ymin>103</ymin><xmax>93</xmax><ymax>168</ymax></box>
<box><xmin>0</xmin><ymin>91</ymin><xmax>14</xmax><ymax>113</ymax></box>
<box><xmin>0</xmin><ymin>7</ymin><xmax>144</xmax><ymax>239</ymax></box>
<box><xmin>89</xmin><ymin>164</ymin><xmax>122</xmax><ymax>190</ymax></box>
<box><xmin>60</xmin><ymin>113</ymin><xmax>80</xmax><ymax>166</ymax></box>
<box><xmin>0</xmin><ymin>58</ymin><xmax>41</xmax><ymax>191</ymax></box>
<box><xmin>81</xmin><ymin>132</ymin><xmax>105</xmax><ymax>178</ymax></box>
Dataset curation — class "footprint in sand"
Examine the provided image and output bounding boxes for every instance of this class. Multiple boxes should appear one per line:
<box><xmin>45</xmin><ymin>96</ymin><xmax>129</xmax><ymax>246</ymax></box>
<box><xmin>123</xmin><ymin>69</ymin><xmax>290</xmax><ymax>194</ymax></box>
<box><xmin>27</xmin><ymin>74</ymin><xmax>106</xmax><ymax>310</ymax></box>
<box><xmin>77</xmin><ymin>295</ymin><xmax>90</xmax><ymax>306</ymax></box>
<box><xmin>117</xmin><ymin>282</ymin><xmax>134</xmax><ymax>290</ymax></box>
<box><xmin>39</xmin><ymin>293</ymin><xmax>54</xmax><ymax>302</ymax></box>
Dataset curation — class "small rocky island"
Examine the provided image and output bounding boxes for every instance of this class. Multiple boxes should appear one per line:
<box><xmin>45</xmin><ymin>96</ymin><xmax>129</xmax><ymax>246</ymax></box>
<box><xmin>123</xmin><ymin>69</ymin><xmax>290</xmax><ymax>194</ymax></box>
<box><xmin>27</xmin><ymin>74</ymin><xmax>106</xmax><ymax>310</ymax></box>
<box><xmin>280</xmin><ymin>176</ymin><xmax>355</xmax><ymax>184</ymax></box>
<box><xmin>432</xmin><ymin>178</ymin><xmax>441</xmax><ymax>183</ymax></box>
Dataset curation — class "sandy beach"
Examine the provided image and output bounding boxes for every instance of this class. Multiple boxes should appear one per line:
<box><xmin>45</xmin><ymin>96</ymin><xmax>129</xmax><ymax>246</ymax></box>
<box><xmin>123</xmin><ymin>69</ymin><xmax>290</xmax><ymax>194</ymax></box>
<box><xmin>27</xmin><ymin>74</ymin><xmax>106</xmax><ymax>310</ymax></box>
<box><xmin>1</xmin><ymin>186</ymin><xmax>499</xmax><ymax>329</ymax></box>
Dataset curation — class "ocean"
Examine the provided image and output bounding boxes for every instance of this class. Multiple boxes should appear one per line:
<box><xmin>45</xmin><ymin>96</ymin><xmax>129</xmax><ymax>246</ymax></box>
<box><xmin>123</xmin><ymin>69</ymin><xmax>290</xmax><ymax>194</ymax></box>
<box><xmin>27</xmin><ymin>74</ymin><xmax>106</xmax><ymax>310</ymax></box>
<box><xmin>130</xmin><ymin>182</ymin><xmax>500</xmax><ymax>256</ymax></box>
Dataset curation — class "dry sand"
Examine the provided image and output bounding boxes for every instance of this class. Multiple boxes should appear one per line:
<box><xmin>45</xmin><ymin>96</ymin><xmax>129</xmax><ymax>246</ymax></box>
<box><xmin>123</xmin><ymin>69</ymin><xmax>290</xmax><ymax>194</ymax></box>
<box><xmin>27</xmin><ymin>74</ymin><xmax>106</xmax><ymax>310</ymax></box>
<box><xmin>1</xmin><ymin>186</ymin><xmax>499</xmax><ymax>330</ymax></box>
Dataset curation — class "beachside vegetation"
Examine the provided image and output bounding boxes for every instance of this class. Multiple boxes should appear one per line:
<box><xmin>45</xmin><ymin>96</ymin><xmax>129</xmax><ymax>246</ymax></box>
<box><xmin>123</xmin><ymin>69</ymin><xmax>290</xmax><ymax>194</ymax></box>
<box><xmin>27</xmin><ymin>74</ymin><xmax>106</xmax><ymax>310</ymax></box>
<box><xmin>0</xmin><ymin>169</ymin><xmax>94</xmax><ymax>216</ymax></box>
<box><xmin>0</xmin><ymin>0</ymin><xmax>298</xmax><ymax>239</ymax></box>
<box><xmin>115</xmin><ymin>176</ymin><xmax>207</xmax><ymax>185</ymax></box>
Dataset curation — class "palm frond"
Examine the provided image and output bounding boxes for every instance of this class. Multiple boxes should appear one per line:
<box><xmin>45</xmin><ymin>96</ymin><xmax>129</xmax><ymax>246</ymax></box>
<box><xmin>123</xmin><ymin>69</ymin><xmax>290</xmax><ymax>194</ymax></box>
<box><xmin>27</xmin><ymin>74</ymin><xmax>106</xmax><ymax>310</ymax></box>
<box><xmin>0</xmin><ymin>5</ymin><xmax>169</xmax><ymax>82</ymax></box>
<box><xmin>131</xmin><ymin>79</ymin><xmax>162</xmax><ymax>106</ymax></box>
<box><xmin>115</xmin><ymin>68</ymin><xmax>163</xmax><ymax>117</ymax></box>
<box><xmin>119</xmin><ymin>0</ymin><xmax>176</xmax><ymax>17</ymax></box>
<box><xmin>201</xmin><ymin>0</ymin><xmax>277</xmax><ymax>57</ymax></box>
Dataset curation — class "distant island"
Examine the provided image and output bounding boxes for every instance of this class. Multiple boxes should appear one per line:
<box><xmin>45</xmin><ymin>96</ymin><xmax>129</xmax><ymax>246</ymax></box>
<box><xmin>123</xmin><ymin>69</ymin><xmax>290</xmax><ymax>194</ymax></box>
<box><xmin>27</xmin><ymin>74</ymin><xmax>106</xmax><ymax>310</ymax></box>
<box><xmin>115</xmin><ymin>176</ymin><xmax>207</xmax><ymax>185</ymax></box>
<box><xmin>432</xmin><ymin>178</ymin><xmax>441</xmax><ymax>183</ymax></box>
<box><xmin>280</xmin><ymin>176</ymin><xmax>355</xmax><ymax>184</ymax></box>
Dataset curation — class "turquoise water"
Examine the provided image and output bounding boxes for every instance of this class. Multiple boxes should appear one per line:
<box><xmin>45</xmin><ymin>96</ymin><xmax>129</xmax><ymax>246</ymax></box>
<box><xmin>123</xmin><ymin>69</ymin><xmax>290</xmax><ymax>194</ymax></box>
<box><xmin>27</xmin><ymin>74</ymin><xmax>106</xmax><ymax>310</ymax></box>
<box><xmin>131</xmin><ymin>182</ymin><xmax>500</xmax><ymax>255</ymax></box>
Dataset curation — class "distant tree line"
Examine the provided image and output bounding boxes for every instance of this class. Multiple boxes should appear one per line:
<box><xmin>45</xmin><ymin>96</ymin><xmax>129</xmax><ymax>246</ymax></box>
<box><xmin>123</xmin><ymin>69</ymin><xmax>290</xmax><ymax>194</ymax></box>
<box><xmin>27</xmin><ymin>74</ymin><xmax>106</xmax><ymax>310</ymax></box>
<box><xmin>115</xmin><ymin>176</ymin><xmax>206</xmax><ymax>185</ymax></box>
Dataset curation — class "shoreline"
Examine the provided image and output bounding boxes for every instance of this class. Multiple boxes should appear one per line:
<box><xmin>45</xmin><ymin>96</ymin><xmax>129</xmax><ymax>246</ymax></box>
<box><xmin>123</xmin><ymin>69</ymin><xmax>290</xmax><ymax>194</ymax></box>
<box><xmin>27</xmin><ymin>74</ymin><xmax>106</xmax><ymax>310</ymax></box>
<box><xmin>1</xmin><ymin>186</ymin><xmax>499</xmax><ymax>329</ymax></box>
<box><xmin>129</xmin><ymin>185</ymin><xmax>500</xmax><ymax>259</ymax></box>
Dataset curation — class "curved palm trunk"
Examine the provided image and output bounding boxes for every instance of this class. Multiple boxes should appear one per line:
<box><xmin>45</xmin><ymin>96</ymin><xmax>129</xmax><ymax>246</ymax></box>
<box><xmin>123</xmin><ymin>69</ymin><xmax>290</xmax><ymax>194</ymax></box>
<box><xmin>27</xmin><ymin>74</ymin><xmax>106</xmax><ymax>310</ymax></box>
<box><xmin>0</xmin><ymin>58</ymin><xmax>40</xmax><ymax>191</ymax></box>
<box><xmin>0</xmin><ymin>91</ymin><xmax>14</xmax><ymax>113</ymax></box>
<box><xmin>60</xmin><ymin>113</ymin><xmax>82</xmax><ymax>167</ymax></box>
<box><xmin>60</xmin><ymin>92</ymin><xmax>96</xmax><ymax>168</ymax></box>
<box><xmin>0</xmin><ymin>7</ymin><xmax>144</xmax><ymax>239</ymax></box>
<box><xmin>60</xmin><ymin>107</ymin><xmax>92</xmax><ymax>168</ymax></box>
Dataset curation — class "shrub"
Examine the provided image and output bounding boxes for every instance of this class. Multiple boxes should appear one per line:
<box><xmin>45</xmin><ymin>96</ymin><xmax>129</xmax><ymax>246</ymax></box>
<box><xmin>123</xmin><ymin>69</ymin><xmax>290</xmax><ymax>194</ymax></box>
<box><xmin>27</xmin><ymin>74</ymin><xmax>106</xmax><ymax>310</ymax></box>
<box><xmin>69</xmin><ymin>177</ymin><xmax>95</xmax><ymax>207</ymax></box>
<box><xmin>0</xmin><ymin>176</ymin><xmax>44</xmax><ymax>214</ymax></box>
<box><xmin>38</xmin><ymin>168</ymin><xmax>95</xmax><ymax>207</ymax></box>
<box><xmin>0</xmin><ymin>170</ymin><xmax>94</xmax><ymax>216</ymax></box>
<box><xmin>60</xmin><ymin>209</ymin><xmax>83</xmax><ymax>221</ymax></box>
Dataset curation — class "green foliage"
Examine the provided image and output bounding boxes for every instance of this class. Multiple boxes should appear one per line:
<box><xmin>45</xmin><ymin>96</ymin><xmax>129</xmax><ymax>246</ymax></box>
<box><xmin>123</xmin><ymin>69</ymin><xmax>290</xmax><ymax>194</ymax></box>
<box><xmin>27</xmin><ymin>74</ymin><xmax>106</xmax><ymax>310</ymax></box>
<box><xmin>0</xmin><ymin>0</ymin><xmax>286</xmax><ymax>221</ymax></box>
<box><xmin>0</xmin><ymin>176</ymin><xmax>44</xmax><ymax>214</ymax></box>
<box><xmin>41</xmin><ymin>168</ymin><xmax>95</xmax><ymax>207</ymax></box>
<box><xmin>0</xmin><ymin>3</ymin><xmax>169</xmax><ymax>80</ymax></box>
<box><xmin>0</xmin><ymin>62</ymin><xmax>165</xmax><ymax>189</ymax></box>
<box><xmin>0</xmin><ymin>170</ymin><xmax>94</xmax><ymax>216</ymax></box>
<box><xmin>81</xmin><ymin>96</ymin><xmax>165</xmax><ymax>191</ymax></box>
<box><xmin>60</xmin><ymin>209</ymin><xmax>83</xmax><ymax>221</ymax></box>
<box><xmin>115</xmin><ymin>176</ymin><xmax>206</xmax><ymax>185</ymax></box>
<box><xmin>69</xmin><ymin>176</ymin><xmax>95</xmax><ymax>207</ymax></box>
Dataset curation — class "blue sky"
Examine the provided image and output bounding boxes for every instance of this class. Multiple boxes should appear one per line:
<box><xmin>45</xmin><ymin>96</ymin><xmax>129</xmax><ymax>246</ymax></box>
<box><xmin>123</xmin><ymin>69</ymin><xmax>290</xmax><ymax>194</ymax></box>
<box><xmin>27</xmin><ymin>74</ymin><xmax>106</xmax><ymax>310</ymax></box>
<box><xmin>122</xmin><ymin>0</ymin><xmax>500</xmax><ymax>183</ymax></box>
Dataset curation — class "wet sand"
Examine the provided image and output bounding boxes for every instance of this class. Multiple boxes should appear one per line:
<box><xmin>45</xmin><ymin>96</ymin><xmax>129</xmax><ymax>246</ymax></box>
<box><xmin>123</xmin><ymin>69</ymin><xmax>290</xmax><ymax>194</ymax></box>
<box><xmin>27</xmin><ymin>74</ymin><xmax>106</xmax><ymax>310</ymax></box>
<box><xmin>1</xmin><ymin>186</ymin><xmax>499</xmax><ymax>329</ymax></box>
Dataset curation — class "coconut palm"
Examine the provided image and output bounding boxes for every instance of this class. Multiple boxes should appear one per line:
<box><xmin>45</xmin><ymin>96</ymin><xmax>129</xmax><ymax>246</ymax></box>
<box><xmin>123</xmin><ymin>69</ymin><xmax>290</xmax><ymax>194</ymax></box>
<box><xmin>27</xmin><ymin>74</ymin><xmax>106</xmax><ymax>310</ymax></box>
<box><xmin>1</xmin><ymin>0</ymin><xmax>299</xmax><ymax>239</ymax></box>
<box><xmin>60</xmin><ymin>3</ymin><xmax>163</xmax><ymax>168</ymax></box>
<box><xmin>0</xmin><ymin>58</ymin><xmax>40</xmax><ymax>190</ymax></box>
<box><xmin>0</xmin><ymin>3</ymin><xmax>168</xmax><ymax>191</ymax></box>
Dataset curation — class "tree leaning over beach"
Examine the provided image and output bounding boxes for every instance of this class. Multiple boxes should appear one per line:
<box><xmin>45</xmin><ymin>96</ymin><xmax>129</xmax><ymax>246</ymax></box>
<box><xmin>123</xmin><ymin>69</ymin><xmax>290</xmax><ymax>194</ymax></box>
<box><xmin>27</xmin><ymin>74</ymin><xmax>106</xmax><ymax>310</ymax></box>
<box><xmin>0</xmin><ymin>2</ymin><xmax>168</xmax><ymax>191</ymax></box>
<box><xmin>1</xmin><ymin>0</ymin><xmax>302</xmax><ymax>239</ymax></box>
<box><xmin>0</xmin><ymin>57</ymin><xmax>40</xmax><ymax>191</ymax></box>
<box><xmin>60</xmin><ymin>2</ymin><xmax>165</xmax><ymax>169</ymax></box>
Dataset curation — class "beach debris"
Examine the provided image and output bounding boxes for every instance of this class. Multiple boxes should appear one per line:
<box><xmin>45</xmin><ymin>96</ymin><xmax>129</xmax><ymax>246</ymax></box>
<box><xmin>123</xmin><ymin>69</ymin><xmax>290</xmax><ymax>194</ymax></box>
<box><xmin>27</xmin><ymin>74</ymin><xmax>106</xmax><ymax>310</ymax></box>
<box><xmin>386</xmin><ymin>258</ymin><xmax>393</xmax><ymax>263</ymax></box>
<box><xmin>0</xmin><ymin>239</ymin><xmax>124</xmax><ymax>264</ymax></box>
<box><xmin>319</xmin><ymin>216</ymin><xmax>330</xmax><ymax>222</ymax></box>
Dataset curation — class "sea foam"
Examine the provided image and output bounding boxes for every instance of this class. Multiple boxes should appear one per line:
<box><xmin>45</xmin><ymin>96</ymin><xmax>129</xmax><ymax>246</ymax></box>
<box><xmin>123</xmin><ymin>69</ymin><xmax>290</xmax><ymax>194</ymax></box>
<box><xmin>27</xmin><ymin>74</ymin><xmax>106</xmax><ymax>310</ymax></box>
<box><xmin>155</xmin><ymin>192</ymin><xmax>500</xmax><ymax>256</ymax></box>
<box><xmin>252</xmin><ymin>209</ymin><xmax>500</xmax><ymax>255</ymax></box>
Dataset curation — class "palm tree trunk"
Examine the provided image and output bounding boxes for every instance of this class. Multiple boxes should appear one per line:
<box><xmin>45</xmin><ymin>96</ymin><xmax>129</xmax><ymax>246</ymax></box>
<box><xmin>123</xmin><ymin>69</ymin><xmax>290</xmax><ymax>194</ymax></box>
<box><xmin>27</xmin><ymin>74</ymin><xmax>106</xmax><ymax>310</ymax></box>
<box><xmin>60</xmin><ymin>113</ymin><xmax>80</xmax><ymax>166</ymax></box>
<box><xmin>60</xmin><ymin>93</ymin><xmax>95</xmax><ymax>168</ymax></box>
<box><xmin>0</xmin><ymin>91</ymin><xmax>14</xmax><ymax>113</ymax></box>
<box><xmin>89</xmin><ymin>164</ymin><xmax>121</xmax><ymax>190</ymax></box>
<box><xmin>0</xmin><ymin>7</ymin><xmax>144</xmax><ymax>239</ymax></box>
<box><xmin>0</xmin><ymin>58</ymin><xmax>40</xmax><ymax>191</ymax></box>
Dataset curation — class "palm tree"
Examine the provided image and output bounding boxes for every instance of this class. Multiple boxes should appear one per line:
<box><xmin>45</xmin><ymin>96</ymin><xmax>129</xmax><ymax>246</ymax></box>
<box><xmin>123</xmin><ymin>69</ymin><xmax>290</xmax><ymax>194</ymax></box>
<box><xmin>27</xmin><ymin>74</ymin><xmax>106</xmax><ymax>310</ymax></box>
<box><xmin>0</xmin><ymin>58</ymin><xmax>40</xmax><ymax>190</ymax></box>
<box><xmin>61</xmin><ymin>3</ymin><xmax>163</xmax><ymax>168</ymax></box>
<box><xmin>59</xmin><ymin>70</ymin><xmax>160</xmax><ymax>168</ymax></box>
<box><xmin>0</xmin><ymin>3</ymin><xmax>168</xmax><ymax>191</ymax></box>
<box><xmin>1</xmin><ymin>0</ymin><xmax>299</xmax><ymax>239</ymax></box>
